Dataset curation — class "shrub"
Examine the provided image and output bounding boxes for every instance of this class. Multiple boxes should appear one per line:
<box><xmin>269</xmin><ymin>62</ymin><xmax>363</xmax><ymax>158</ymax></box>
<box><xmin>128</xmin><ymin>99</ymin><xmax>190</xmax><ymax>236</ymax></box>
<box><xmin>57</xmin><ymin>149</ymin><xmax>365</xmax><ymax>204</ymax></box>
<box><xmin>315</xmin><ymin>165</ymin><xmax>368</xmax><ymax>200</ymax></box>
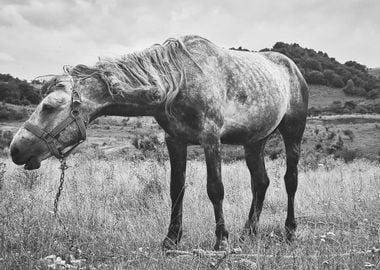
<box><xmin>305</xmin><ymin>58</ymin><xmax>322</xmax><ymax>71</ymax></box>
<box><xmin>307</xmin><ymin>71</ymin><xmax>325</xmax><ymax>84</ymax></box>
<box><xmin>308</xmin><ymin>107</ymin><xmax>321</xmax><ymax>116</ymax></box>
<box><xmin>327</xmin><ymin>131</ymin><xmax>336</xmax><ymax>140</ymax></box>
<box><xmin>132</xmin><ymin>135</ymin><xmax>161</xmax><ymax>154</ymax></box>
<box><xmin>344</xmin><ymin>101</ymin><xmax>356</xmax><ymax>110</ymax></box>
<box><xmin>344</xmin><ymin>60</ymin><xmax>367</xmax><ymax>72</ymax></box>
<box><xmin>353</xmin><ymin>105</ymin><xmax>369</xmax><ymax>114</ymax></box>
<box><xmin>343</xmin><ymin>129</ymin><xmax>354</xmax><ymax>141</ymax></box>
<box><xmin>135</xmin><ymin>120</ymin><xmax>142</xmax><ymax>128</ymax></box>
<box><xmin>331</xmin><ymin>74</ymin><xmax>345</xmax><ymax>88</ymax></box>
<box><xmin>0</xmin><ymin>130</ymin><xmax>13</xmax><ymax>149</ymax></box>
<box><xmin>366</xmin><ymin>89</ymin><xmax>380</xmax><ymax>99</ymax></box>
<box><xmin>334</xmin><ymin>148</ymin><xmax>359</xmax><ymax>163</ymax></box>
<box><xmin>343</xmin><ymin>79</ymin><xmax>367</xmax><ymax>96</ymax></box>
<box><xmin>0</xmin><ymin>105</ymin><xmax>29</xmax><ymax>120</ymax></box>
<box><xmin>323</xmin><ymin>69</ymin><xmax>335</xmax><ymax>82</ymax></box>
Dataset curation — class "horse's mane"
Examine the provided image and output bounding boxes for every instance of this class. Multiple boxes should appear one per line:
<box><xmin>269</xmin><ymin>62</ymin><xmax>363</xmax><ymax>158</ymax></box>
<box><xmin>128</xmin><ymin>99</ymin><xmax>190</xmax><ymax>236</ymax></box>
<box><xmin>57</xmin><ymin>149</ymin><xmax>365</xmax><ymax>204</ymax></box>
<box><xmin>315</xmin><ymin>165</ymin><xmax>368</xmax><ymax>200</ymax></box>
<box><xmin>67</xmin><ymin>38</ymin><xmax>203</xmax><ymax>117</ymax></box>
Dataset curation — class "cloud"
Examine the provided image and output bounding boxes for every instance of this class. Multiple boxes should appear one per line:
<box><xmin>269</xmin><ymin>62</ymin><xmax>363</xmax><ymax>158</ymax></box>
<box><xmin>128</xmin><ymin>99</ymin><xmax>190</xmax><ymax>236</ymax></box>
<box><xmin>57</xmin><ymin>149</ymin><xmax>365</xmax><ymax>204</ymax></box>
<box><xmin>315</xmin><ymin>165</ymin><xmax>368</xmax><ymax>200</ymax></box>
<box><xmin>0</xmin><ymin>0</ymin><xmax>379</xmax><ymax>80</ymax></box>
<box><xmin>0</xmin><ymin>52</ymin><xmax>14</xmax><ymax>62</ymax></box>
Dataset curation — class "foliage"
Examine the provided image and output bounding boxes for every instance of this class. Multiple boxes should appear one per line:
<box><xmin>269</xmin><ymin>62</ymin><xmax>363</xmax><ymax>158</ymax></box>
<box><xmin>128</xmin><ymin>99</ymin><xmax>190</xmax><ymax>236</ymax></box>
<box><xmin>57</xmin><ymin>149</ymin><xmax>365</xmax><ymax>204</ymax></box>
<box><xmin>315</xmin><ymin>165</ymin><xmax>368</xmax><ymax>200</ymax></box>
<box><xmin>0</xmin><ymin>157</ymin><xmax>379</xmax><ymax>269</ymax></box>
<box><xmin>306</xmin><ymin>71</ymin><xmax>325</xmax><ymax>84</ymax></box>
<box><xmin>232</xmin><ymin>42</ymin><xmax>380</xmax><ymax>98</ymax></box>
<box><xmin>342</xmin><ymin>79</ymin><xmax>366</xmax><ymax>96</ymax></box>
<box><xmin>366</xmin><ymin>88</ymin><xmax>380</xmax><ymax>99</ymax></box>
<box><xmin>0</xmin><ymin>130</ymin><xmax>13</xmax><ymax>150</ymax></box>
<box><xmin>0</xmin><ymin>103</ymin><xmax>29</xmax><ymax>121</ymax></box>
<box><xmin>333</xmin><ymin>148</ymin><xmax>359</xmax><ymax>163</ymax></box>
<box><xmin>0</xmin><ymin>73</ymin><xmax>41</xmax><ymax>105</ymax></box>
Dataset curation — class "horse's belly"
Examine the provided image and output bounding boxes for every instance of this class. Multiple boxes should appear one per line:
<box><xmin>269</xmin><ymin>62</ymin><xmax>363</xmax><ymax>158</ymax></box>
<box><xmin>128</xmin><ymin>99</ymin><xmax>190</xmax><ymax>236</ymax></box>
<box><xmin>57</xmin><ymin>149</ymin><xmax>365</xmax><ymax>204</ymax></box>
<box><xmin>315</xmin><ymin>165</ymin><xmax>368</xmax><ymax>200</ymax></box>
<box><xmin>220</xmin><ymin>96</ymin><xmax>288</xmax><ymax>145</ymax></box>
<box><xmin>220</xmin><ymin>118</ymin><xmax>278</xmax><ymax>145</ymax></box>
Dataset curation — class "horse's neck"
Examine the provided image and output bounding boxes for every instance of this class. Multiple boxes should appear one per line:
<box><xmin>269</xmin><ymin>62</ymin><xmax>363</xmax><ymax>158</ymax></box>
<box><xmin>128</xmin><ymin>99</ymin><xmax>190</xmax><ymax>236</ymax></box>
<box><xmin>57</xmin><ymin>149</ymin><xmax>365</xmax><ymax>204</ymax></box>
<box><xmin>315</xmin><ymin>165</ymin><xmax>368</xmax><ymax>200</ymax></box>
<box><xmin>86</xmin><ymin>85</ymin><xmax>162</xmax><ymax>121</ymax></box>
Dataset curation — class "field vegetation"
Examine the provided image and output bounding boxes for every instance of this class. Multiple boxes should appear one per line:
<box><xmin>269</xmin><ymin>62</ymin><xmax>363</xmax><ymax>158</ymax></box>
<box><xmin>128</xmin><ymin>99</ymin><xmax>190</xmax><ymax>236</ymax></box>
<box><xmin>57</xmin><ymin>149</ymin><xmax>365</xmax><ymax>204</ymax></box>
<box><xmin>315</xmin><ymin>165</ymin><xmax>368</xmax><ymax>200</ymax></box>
<box><xmin>0</xmin><ymin>42</ymin><xmax>379</xmax><ymax>269</ymax></box>
<box><xmin>0</xmin><ymin>152</ymin><xmax>379</xmax><ymax>269</ymax></box>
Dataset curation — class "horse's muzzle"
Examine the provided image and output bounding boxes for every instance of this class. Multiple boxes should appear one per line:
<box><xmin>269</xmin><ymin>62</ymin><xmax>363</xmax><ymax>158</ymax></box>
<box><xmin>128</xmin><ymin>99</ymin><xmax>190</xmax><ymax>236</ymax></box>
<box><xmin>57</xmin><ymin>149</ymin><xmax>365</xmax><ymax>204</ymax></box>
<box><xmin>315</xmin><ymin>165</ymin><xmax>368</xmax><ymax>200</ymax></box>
<box><xmin>10</xmin><ymin>143</ymin><xmax>41</xmax><ymax>170</ymax></box>
<box><xmin>10</xmin><ymin>144</ymin><xmax>24</xmax><ymax>165</ymax></box>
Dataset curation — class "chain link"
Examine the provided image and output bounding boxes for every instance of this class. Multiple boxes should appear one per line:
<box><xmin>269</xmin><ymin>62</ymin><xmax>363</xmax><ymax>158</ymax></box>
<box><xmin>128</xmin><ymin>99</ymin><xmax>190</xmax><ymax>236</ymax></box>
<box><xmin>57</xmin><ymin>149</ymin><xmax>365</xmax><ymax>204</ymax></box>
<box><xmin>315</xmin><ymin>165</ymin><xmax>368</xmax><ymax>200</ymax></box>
<box><xmin>54</xmin><ymin>158</ymin><xmax>74</xmax><ymax>248</ymax></box>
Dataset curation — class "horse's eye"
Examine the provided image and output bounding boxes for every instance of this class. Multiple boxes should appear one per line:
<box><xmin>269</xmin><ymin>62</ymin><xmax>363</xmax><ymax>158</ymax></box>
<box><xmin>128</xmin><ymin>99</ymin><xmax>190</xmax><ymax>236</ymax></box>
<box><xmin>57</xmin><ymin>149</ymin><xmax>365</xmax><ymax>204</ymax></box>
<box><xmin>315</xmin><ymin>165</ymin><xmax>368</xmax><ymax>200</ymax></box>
<box><xmin>42</xmin><ymin>104</ymin><xmax>54</xmax><ymax>112</ymax></box>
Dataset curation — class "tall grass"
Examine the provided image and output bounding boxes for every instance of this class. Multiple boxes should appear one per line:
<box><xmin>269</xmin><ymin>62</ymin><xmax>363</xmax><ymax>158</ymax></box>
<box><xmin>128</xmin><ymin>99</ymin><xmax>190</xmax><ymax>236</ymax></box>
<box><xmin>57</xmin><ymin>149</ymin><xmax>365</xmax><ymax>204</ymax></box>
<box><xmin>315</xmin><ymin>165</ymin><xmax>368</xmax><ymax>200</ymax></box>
<box><xmin>0</xmin><ymin>156</ymin><xmax>379</xmax><ymax>269</ymax></box>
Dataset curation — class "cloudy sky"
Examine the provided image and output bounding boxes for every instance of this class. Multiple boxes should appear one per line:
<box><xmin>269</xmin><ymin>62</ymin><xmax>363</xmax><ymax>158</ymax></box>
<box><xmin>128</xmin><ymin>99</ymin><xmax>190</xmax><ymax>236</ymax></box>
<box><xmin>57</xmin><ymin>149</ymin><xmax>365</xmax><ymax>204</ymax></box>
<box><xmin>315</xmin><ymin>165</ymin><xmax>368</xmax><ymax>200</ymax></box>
<box><xmin>0</xmin><ymin>0</ymin><xmax>379</xmax><ymax>80</ymax></box>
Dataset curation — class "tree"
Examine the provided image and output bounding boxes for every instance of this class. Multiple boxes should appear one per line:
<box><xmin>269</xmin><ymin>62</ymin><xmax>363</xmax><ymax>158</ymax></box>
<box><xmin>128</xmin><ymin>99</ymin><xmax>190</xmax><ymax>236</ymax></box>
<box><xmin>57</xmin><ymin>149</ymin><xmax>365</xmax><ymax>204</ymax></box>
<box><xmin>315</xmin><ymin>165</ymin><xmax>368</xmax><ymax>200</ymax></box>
<box><xmin>344</xmin><ymin>61</ymin><xmax>367</xmax><ymax>72</ymax></box>
<box><xmin>331</xmin><ymin>75</ymin><xmax>345</xmax><ymax>88</ymax></box>
<box><xmin>305</xmin><ymin>58</ymin><xmax>322</xmax><ymax>71</ymax></box>
<box><xmin>307</xmin><ymin>71</ymin><xmax>325</xmax><ymax>84</ymax></box>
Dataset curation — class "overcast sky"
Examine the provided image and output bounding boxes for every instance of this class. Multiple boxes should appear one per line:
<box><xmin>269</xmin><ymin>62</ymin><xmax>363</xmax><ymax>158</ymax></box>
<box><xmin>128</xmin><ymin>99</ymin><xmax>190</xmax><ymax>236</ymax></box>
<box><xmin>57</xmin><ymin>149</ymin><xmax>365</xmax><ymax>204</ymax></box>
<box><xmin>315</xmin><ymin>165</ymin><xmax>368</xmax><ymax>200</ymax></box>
<box><xmin>0</xmin><ymin>0</ymin><xmax>379</xmax><ymax>80</ymax></box>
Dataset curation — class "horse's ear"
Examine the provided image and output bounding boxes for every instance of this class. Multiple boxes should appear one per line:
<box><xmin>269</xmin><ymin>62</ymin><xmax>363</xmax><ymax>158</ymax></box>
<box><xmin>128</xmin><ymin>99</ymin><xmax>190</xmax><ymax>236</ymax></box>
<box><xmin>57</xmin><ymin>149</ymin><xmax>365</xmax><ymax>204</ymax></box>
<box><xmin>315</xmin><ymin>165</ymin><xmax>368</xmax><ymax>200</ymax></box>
<box><xmin>63</xmin><ymin>65</ymin><xmax>74</xmax><ymax>74</ymax></box>
<box><xmin>40</xmin><ymin>78</ymin><xmax>57</xmax><ymax>97</ymax></box>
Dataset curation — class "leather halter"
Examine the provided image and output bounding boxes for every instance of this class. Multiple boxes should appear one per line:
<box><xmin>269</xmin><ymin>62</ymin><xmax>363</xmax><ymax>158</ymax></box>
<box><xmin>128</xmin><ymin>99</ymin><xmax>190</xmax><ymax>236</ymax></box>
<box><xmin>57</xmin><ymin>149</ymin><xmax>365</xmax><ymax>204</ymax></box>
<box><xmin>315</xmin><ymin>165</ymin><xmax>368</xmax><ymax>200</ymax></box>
<box><xmin>23</xmin><ymin>82</ymin><xmax>87</xmax><ymax>159</ymax></box>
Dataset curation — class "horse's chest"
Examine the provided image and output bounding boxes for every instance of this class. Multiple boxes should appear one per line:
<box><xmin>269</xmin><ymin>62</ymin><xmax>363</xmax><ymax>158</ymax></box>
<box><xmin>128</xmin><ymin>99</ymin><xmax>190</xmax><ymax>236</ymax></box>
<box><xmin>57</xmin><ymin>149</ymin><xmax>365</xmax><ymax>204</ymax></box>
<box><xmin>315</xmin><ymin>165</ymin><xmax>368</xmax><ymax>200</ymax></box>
<box><xmin>155</xmin><ymin>111</ymin><xmax>203</xmax><ymax>144</ymax></box>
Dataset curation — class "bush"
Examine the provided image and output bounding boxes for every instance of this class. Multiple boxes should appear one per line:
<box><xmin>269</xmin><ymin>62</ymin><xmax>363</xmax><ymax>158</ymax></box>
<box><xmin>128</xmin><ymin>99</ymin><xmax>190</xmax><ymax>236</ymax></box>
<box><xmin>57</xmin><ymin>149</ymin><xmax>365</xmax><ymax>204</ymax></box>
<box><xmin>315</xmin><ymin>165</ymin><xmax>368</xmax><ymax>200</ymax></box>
<box><xmin>334</xmin><ymin>148</ymin><xmax>359</xmax><ymax>163</ymax></box>
<box><xmin>331</xmin><ymin>74</ymin><xmax>345</xmax><ymax>88</ymax></box>
<box><xmin>0</xmin><ymin>104</ymin><xmax>29</xmax><ymax>121</ymax></box>
<box><xmin>343</xmin><ymin>129</ymin><xmax>354</xmax><ymax>141</ymax></box>
<box><xmin>353</xmin><ymin>105</ymin><xmax>369</xmax><ymax>114</ymax></box>
<box><xmin>132</xmin><ymin>135</ymin><xmax>161</xmax><ymax>152</ymax></box>
<box><xmin>0</xmin><ymin>130</ymin><xmax>13</xmax><ymax>150</ymax></box>
<box><xmin>307</xmin><ymin>71</ymin><xmax>325</xmax><ymax>84</ymax></box>
<box><xmin>305</xmin><ymin>58</ymin><xmax>322</xmax><ymax>71</ymax></box>
<box><xmin>366</xmin><ymin>89</ymin><xmax>380</xmax><ymax>99</ymax></box>
<box><xmin>343</xmin><ymin>79</ymin><xmax>367</xmax><ymax>96</ymax></box>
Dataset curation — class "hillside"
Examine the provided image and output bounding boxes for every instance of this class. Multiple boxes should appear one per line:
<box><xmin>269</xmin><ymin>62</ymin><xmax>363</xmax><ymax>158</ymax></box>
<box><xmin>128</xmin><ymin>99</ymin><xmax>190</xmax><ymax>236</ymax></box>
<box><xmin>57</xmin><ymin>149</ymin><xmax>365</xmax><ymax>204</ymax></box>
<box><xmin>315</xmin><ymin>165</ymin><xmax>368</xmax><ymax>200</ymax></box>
<box><xmin>0</xmin><ymin>73</ymin><xmax>41</xmax><ymax>106</ymax></box>
<box><xmin>231</xmin><ymin>43</ymin><xmax>380</xmax><ymax>99</ymax></box>
<box><xmin>369</xmin><ymin>67</ymin><xmax>380</xmax><ymax>79</ymax></box>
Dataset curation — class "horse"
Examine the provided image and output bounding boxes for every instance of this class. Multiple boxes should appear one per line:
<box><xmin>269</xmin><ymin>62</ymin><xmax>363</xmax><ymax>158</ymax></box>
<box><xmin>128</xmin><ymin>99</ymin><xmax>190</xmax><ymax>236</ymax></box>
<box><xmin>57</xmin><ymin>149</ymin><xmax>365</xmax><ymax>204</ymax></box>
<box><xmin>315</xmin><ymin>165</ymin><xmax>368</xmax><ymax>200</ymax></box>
<box><xmin>10</xmin><ymin>35</ymin><xmax>308</xmax><ymax>251</ymax></box>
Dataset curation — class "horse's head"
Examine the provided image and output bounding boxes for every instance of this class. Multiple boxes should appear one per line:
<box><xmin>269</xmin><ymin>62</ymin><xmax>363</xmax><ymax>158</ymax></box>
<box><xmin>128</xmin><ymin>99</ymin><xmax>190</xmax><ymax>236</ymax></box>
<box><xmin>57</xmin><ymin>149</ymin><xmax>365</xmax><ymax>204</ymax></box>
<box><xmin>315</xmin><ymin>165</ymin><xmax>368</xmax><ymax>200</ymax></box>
<box><xmin>10</xmin><ymin>74</ymin><xmax>95</xmax><ymax>170</ymax></box>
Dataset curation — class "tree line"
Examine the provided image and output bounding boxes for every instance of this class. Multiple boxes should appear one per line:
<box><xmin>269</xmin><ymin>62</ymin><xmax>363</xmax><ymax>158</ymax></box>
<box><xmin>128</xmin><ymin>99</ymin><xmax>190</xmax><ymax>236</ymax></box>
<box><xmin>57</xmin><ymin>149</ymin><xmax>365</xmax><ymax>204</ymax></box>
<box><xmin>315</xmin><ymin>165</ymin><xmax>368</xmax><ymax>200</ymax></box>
<box><xmin>0</xmin><ymin>74</ymin><xmax>40</xmax><ymax>105</ymax></box>
<box><xmin>232</xmin><ymin>42</ymin><xmax>380</xmax><ymax>99</ymax></box>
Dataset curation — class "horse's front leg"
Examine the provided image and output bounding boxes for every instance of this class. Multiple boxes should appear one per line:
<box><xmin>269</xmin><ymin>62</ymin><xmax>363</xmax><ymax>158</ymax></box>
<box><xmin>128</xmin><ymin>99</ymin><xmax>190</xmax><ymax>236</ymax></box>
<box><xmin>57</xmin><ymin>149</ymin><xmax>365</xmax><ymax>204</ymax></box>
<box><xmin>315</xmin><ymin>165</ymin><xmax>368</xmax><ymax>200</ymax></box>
<box><xmin>162</xmin><ymin>134</ymin><xmax>187</xmax><ymax>250</ymax></box>
<box><xmin>204</xmin><ymin>136</ymin><xmax>229</xmax><ymax>251</ymax></box>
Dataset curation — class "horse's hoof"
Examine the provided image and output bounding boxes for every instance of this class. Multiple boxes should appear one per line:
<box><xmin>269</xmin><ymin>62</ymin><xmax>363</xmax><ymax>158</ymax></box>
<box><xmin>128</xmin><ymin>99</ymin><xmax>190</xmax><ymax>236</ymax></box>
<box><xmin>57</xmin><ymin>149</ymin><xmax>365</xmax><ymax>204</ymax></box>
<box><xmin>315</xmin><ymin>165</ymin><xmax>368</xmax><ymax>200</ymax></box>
<box><xmin>285</xmin><ymin>228</ymin><xmax>296</xmax><ymax>242</ymax></box>
<box><xmin>239</xmin><ymin>225</ymin><xmax>256</xmax><ymax>243</ymax></box>
<box><xmin>214</xmin><ymin>238</ymin><xmax>229</xmax><ymax>251</ymax></box>
<box><xmin>162</xmin><ymin>237</ymin><xmax>177</xmax><ymax>251</ymax></box>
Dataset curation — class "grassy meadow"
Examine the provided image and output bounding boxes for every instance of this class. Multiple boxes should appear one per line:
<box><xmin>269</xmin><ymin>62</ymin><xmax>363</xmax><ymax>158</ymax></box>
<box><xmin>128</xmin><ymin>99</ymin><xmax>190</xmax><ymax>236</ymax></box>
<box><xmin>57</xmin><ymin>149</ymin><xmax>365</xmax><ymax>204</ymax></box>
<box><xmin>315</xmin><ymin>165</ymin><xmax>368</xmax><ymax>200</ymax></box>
<box><xmin>0</xmin><ymin>154</ymin><xmax>379</xmax><ymax>269</ymax></box>
<box><xmin>0</xmin><ymin>85</ymin><xmax>379</xmax><ymax>269</ymax></box>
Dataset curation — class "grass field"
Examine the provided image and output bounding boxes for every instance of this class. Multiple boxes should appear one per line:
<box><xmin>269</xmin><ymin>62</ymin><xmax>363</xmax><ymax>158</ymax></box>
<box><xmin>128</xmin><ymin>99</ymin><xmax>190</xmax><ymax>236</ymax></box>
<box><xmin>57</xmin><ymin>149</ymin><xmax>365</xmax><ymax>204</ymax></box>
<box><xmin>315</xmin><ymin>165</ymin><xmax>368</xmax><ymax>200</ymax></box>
<box><xmin>0</xmin><ymin>154</ymin><xmax>379</xmax><ymax>269</ymax></box>
<box><xmin>0</xmin><ymin>84</ymin><xmax>379</xmax><ymax>269</ymax></box>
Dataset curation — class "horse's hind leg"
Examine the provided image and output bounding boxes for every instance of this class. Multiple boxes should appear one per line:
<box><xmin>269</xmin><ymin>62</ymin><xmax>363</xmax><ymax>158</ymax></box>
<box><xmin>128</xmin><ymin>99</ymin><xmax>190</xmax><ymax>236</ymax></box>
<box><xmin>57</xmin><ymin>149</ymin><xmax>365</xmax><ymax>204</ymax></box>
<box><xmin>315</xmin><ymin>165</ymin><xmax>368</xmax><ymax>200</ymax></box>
<box><xmin>162</xmin><ymin>134</ymin><xmax>187</xmax><ymax>250</ymax></box>
<box><xmin>240</xmin><ymin>138</ymin><xmax>269</xmax><ymax>241</ymax></box>
<box><xmin>278</xmin><ymin>114</ymin><xmax>306</xmax><ymax>241</ymax></box>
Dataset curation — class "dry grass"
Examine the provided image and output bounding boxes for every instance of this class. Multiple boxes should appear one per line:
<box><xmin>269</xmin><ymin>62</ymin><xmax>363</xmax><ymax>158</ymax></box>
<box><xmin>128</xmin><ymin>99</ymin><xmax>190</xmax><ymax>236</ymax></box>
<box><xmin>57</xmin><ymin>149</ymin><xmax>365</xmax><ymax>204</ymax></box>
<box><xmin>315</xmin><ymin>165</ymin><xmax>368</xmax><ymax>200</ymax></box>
<box><xmin>0</xmin><ymin>155</ymin><xmax>379</xmax><ymax>269</ymax></box>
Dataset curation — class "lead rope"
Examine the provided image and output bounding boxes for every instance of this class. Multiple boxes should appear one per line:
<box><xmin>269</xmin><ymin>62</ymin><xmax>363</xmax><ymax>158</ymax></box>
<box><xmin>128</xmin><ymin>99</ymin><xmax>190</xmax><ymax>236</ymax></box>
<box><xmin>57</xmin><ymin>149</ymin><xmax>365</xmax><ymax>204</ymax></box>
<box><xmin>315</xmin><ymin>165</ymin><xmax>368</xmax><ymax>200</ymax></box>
<box><xmin>54</xmin><ymin>158</ymin><xmax>75</xmax><ymax>249</ymax></box>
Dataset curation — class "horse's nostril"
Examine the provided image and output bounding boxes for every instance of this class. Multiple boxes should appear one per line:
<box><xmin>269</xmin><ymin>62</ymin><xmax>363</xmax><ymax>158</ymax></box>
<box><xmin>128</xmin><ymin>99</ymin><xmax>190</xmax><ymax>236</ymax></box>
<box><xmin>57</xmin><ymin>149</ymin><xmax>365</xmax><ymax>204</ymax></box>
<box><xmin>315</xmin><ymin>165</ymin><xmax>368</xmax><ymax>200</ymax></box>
<box><xmin>10</xmin><ymin>146</ymin><xmax>19</xmax><ymax>157</ymax></box>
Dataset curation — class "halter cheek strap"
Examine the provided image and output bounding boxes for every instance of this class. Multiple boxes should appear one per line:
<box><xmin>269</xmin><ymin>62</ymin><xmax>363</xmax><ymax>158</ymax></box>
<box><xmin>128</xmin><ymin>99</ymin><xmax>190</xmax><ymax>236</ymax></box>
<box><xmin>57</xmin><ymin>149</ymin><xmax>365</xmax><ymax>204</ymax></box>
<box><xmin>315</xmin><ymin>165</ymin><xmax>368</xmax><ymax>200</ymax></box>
<box><xmin>23</xmin><ymin>114</ymin><xmax>87</xmax><ymax>159</ymax></box>
<box><xmin>23</xmin><ymin>86</ymin><xmax>87</xmax><ymax>159</ymax></box>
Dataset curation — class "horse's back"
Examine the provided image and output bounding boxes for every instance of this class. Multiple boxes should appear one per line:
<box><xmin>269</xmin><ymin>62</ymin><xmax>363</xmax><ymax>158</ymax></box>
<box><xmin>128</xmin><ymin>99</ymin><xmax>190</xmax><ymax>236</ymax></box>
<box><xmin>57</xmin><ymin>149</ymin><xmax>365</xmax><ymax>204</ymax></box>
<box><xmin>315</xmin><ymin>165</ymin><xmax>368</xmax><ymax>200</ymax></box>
<box><xmin>179</xmin><ymin>36</ymin><xmax>308</xmax><ymax>145</ymax></box>
<box><xmin>217</xmin><ymin>49</ymin><xmax>308</xmax><ymax>145</ymax></box>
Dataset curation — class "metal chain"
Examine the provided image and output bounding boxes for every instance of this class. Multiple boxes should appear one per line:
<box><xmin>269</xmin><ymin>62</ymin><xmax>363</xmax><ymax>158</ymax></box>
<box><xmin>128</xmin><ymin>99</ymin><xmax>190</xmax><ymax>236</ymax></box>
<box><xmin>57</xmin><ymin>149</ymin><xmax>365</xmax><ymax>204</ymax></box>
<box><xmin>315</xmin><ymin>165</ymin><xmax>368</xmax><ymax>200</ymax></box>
<box><xmin>54</xmin><ymin>158</ymin><xmax>74</xmax><ymax>248</ymax></box>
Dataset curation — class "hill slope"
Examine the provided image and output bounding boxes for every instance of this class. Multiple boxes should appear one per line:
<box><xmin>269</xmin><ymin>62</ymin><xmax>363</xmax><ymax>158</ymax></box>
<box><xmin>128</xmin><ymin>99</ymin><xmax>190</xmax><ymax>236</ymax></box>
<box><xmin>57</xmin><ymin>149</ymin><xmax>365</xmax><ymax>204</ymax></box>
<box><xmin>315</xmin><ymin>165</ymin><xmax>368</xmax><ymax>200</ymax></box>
<box><xmin>231</xmin><ymin>43</ymin><xmax>380</xmax><ymax>99</ymax></box>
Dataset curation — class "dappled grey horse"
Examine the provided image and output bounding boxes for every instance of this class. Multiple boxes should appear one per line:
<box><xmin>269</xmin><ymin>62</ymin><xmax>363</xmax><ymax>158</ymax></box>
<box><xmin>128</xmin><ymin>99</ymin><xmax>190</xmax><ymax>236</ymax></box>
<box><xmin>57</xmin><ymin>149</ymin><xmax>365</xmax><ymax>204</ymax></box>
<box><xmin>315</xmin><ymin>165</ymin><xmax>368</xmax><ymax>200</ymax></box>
<box><xmin>10</xmin><ymin>35</ymin><xmax>308</xmax><ymax>250</ymax></box>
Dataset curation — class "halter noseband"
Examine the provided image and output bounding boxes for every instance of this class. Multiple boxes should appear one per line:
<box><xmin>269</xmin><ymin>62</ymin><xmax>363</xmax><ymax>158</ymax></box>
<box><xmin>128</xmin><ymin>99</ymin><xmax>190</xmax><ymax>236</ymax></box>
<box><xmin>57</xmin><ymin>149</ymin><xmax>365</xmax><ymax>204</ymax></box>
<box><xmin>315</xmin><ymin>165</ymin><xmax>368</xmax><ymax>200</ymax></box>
<box><xmin>23</xmin><ymin>83</ymin><xmax>87</xmax><ymax>159</ymax></box>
